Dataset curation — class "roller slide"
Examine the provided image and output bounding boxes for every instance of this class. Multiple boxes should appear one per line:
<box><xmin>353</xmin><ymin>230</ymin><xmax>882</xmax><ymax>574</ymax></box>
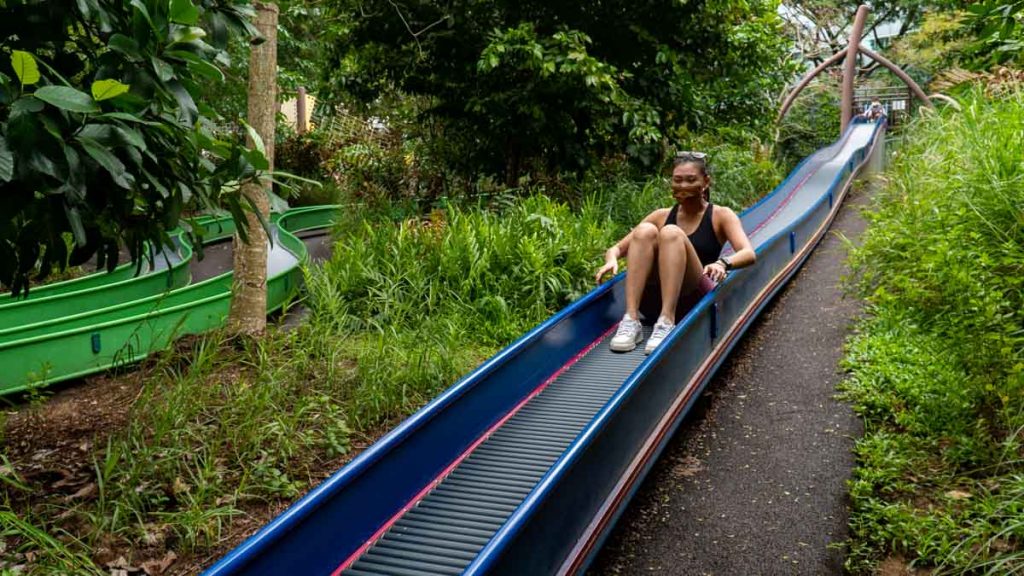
<box><xmin>207</xmin><ymin>119</ymin><xmax>887</xmax><ymax>576</ymax></box>
<box><xmin>0</xmin><ymin>205</ymin><xmax>341</xmax><ymax>395</ymax></box>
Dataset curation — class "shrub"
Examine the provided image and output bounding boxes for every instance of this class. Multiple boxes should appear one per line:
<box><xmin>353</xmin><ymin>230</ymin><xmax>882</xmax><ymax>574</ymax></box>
<box><xmin>841</xmin><ymin>88</ymin><xmax>1024</xmax><ymax>573</ymax></box>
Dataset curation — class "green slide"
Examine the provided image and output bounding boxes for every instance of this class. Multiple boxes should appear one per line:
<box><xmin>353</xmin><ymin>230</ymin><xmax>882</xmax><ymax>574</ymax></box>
<box><xmin>0</xmin><ymin>205</ymin><xmax>340</xmax><ymax>396</ymax></box>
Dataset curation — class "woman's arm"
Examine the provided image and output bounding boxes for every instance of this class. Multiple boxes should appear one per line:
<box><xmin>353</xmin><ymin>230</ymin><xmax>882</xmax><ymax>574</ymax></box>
<box><xmin>704</xmin><ymin>207</ymin><xmax>756</xmax><ymax>282</ymax></box>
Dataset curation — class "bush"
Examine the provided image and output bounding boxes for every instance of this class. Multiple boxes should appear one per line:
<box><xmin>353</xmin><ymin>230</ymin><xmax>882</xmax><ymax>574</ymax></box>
<box><xmin>841</xmin><ymin>88</ymin><xmax>1024</xmax><ymax>573</ymax></box>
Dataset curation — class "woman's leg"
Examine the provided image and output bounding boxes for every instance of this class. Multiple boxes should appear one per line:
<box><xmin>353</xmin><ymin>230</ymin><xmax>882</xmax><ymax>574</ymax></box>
<box><xmin>624</xmin><ymin>222</ymin><xmax>659</xmax><ymax>320</ymax></box>
<box><xmin>656</xmin><ymin>225</ymin><xmax>704</xmax><ymax>321</ymax></box>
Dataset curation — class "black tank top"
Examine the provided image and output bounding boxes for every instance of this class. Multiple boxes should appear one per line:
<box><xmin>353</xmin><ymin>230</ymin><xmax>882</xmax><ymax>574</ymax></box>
<box><xmin>665</xmin><ymin>202</ymin><xmax>723</xmax><ymax>267</ymax></box>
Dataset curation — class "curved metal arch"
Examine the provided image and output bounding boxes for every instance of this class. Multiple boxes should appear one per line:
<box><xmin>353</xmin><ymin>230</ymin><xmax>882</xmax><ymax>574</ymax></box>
<box><xmin>777</xmin><ymin>48</ymin><xmax>847</xmax><ymax>123</ymax></box>
<box><xmin>777</xmin><ymin>4</ymin><xmax>937</xmax><ymax>133</ymax></box>
<box><xmin>857</xmin><ymin>44</ymin><xmax>935</xmax><ymax>113</ymax></box>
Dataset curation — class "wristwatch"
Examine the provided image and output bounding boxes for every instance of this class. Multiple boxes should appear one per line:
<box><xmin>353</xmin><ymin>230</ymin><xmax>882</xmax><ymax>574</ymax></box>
<box><xmin>718</xmin><ymin>256</ymin><xmax>733</xmax><ymax>271</ymax></box>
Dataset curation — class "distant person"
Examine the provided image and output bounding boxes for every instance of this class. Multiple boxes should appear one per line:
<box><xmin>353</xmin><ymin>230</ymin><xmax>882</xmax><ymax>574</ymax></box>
<box><xmin>865</xmin><ymin>99</ymin><xmax>887</xmax><ymax>121</ymax></box>
<box><xmin>594</xmin><ymin>151</ymin><xmax>756</xmax><ymax>354</ymax></box>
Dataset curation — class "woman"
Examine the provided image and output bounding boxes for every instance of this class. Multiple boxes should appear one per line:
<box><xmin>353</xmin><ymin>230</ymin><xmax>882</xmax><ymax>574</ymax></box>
<box><xmin>594</xmin><ymin>151</ymin><xmax>756</xmax><ymax>354</ymax></box>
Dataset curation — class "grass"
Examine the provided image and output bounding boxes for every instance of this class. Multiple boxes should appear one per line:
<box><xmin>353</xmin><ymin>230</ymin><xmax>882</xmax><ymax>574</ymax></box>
<box><xmin>0</xmin><ymin>139</ymin><xmax>785</xmax><ymax>571</ymax></box>
<box><xmin>840</xmin><ymin>88</ymin><xmax>1024</xmax><ymax>574</ymax></box>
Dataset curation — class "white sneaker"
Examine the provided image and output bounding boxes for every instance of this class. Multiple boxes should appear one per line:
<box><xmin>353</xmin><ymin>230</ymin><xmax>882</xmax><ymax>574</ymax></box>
<box><xmin>644</xmin><ymin>315</ymin><xmax>675</xmax><ymax>354</ymax></box>
<box><xmin>610</xmin><ymin>314</ymin><xmax>643</xmax><ymax>352</ymax></box>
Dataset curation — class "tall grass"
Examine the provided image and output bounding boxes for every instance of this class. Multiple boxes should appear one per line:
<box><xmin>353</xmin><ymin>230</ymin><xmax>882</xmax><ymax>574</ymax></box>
<box><xmin>303</xmin><ymin>179</ymin><xmax>665</xmax><ymax>426</ymax></box>
<box><xmin>841</xmin><ymin>89</ymin><xmax>1024</xmax><ymax>573</ymax></box>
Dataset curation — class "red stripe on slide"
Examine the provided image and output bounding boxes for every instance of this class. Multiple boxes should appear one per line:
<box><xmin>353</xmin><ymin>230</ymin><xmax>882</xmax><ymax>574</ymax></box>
<box><xmin>332</xmin><ymin>324</ymin><xmax>618</xmax><ymax>575</ymax></box>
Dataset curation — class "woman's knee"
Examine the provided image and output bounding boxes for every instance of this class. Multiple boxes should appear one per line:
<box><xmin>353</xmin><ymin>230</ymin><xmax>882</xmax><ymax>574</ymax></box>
<box><xmin>633</xmin><ymin>222</ymin><xmax>659</xmax><ymax>243</ymax></box>
<box><xmin>658</xmin><ymin>224</ymin><xmax>687</xmax><ymax>244</ymax></box>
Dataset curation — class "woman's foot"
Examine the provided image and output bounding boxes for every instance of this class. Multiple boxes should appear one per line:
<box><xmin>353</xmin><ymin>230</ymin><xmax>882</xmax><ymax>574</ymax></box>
<box><xmin>610</xmin><ymin>314</ymin><xmax>643</xmax><ymax>352</ymax></box>
<box><xmin>644</xmin><ymin>315</ymin><xmax>675</xmax><ymax>354</ymax></box>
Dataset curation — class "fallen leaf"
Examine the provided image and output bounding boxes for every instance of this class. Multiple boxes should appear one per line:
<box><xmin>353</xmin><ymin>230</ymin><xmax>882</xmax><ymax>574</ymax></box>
<box><xmin>141</xmin><ymin>551</ymin><xmax>177</xmax><ymax>575</ymax></box>
<box><xmin>171</xmin><ymin>477</ymin><xmax>190</xmax><ymax>495</ymax></box>
<box><xmin>106</xmin><ymin>556</ymin><xmax>137</xmax><ymax>571</ymax></box>
<box><xmin>52</xmin><ymin>469</ymin><xmax>81</xmax><ymax>489</ymax></box>
<box><xmin>946</xmin><ymin>489</ymin><xmax>971</xmax><ymax>500</ymax></box>
<box><xmin>65</xmin><ymin>483</ymin><xmax>97</xmax><ymax>501</ymax></box>
<box><xmin>670</xmin><ymin>456</ymin><xmax>703</xmax><ymax>479</ymax></box>
<box><xmin>141</xmin><ymin>524</ymin><xmax>167</xmax><ymax>546</ymax></box>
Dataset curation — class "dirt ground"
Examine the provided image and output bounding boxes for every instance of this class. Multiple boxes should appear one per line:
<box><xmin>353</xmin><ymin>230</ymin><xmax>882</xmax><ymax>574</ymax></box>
<box><xmin>0</xmin><ymin>343</ymin><xmax>383</xmax><ymax>576</ymax></box>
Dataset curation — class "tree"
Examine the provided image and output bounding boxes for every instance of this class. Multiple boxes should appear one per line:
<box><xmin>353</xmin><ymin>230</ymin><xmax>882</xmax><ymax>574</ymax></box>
<box><xmin>227</xmin><ymin>1</ymin><xmax>277</xmax><ymax>335</ymax></box>
<box><xmin>0</xmin><ymin>0</ymin><xmax>265</xmax><ymax>295</ymax></box>
<box><xmin>780</xmin><ymin>0</ymin><xmax>945</xmax><ymax>66</ymax></box>
<box><xmin>321</xmin><ymin>0</ymin><xmax>796</xmax><ymax>182</ymax></box>
<box><xmin>200</xmin><ymin>0</ymin><xmax>336</xmax><ymax>125</ymax></box>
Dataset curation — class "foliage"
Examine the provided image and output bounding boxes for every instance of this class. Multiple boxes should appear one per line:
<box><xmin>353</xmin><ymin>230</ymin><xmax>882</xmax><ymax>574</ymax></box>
<box><xmin>887</xmin><ymin>11</ymin><xmax>973</xmax><ymax>81</ymax></box>
<box><xmin>275</xmin><ymin>117</ymin><xmax>415</xmax><ymax>207</ymax></box>
<box><xmin>775</xmin><ymin>77</ymin><xmax>842</xmax><ymax>173</ymax></box>
<box><xmin>841</xmin><ymin>89</ymin><xmax>1024</xmax><ymax>573</ymax></box>
<box><xmin>883</xmin><ymin>1</ymin><xmax>1024</xmax><ymax>74</ymax></box>
<box><xmin>963</xmin><ymin>0</ymin><xmax>1024</xmax><ymax>68</ymax></box>
<box><xmin>321</xmin><ymin>0</ymin><xmax>796</xmax><ymax>183</ymax></box>
<box><xmin>275</xmin><ymin>130</ymin><xmax>337</xmax><ymax>185</ymax></box>
<box><xmin>0</xmin><ymin>0</ymin><xmax>264</xmax><ymax>295</ymax></box>
<box><xmin>201</xmin><ymin>0</ymin><xmax>335</xmax><ymax>125</ymax></box>
<box><xmin>306</xmin><ymin>187</ymin><xmax>652</xmax><ymax>351</ymax></box>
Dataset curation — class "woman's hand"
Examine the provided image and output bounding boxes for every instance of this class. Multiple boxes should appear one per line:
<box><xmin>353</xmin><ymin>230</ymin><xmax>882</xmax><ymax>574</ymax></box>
<box><xmin>703</xmin><ymin>260</ymin><xmax>727</xmax><ymax>283</ymax></box>
<box><xmin>594</xmin><ymin>256</ymin><xmax>619</xmax><ymax>284</ymax></box>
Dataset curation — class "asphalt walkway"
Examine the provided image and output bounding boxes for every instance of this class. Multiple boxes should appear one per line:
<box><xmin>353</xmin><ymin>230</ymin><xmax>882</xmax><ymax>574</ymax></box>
<box><xmin>588</xmin><ymin>183</ymin><xmax>871</xmax><ymax>575</ymax></box>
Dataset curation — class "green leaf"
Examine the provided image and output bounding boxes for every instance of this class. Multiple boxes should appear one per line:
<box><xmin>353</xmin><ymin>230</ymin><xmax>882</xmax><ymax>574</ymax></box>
<box><xmin>91</xmin><ymin>79</ymin><xmax>130</xmax><ymax>101</ymax></box>
<box><xmin>0</xmin><ymin>135</ymin><xmax>13</xmax><ymax>183</ymax></box>
<box><xmin>34</xmin><ymin>86</ymin><xmax>99</xmax><ymax>113</ymax></box>
<box><xmin>64</xmin><ymin>204</ymin><xmax>88</xmax><ymax>246</ymax></box>
<box><xmin>10</xmin><ymin>96</ymin><xmax>44</xmax><ymax>116</ymax></box>
<box><xmin>114</xmin><ymin>126</ymin><xmax>147</xmax><ymax>151</ymax></box>
<box><xmin>169</xmin><ymin>25</ymin><xmax>207</xmax><ymax>45</ymax></box>
<box><xmin>78</xmin><ymin>124</ymin><xmax>117</xmax><ymax>145</ymax></box>
<box><xmin>169</xmin><ymin>0</ymin><xmax>200</xmax><ymax>25</ymax></box>
<box><xmin>242</xmin><ymin>120</ymin><xmax>266</xmax><ymax>158</ymax></box>
<box><xmin>166</xmin><ymin>50</ymin><xmax>224</xmax><ymax>81</ymax></box>
<box><xmin>166</xmin><ymin>80</ymin><xmax>197</xmax><ymax>125</ymax></box>
<box><xmin>130</xmin><ymin>0</ymin><xmax>156</xmax><ymax>32</ymax></box>
<box><xmin>98</xmin><ymin>112</ymin><xmax>162</xmax><ymax>126</ymax></box>
<box><xmin>151</xmin><ymin>57</ymin><xmax>174</xmax><ymax>82</ymax></box>
<box><xmin>11</xmin><ymin>51</ymin><xmax>40</xmax><ymax>86</ymax></box>
<box><xmin>108</xmin><ymin>34</ymin><xmax>142</xmax><ymax>60</ymax></box>
<box><xmin>76</xmin><ymin>136</ymin><xmax>132</xmax><ymax>188</ymax></box>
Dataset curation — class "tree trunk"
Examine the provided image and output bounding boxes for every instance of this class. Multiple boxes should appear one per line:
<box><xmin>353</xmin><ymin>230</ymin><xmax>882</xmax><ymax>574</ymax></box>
<box><xmin>227</xmin><ymin>2</ymin><xmax>278</xmax><ymax>337</ymax></box>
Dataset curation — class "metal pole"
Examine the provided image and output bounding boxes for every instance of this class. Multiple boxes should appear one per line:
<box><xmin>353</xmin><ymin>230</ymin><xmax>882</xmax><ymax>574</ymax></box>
<box><xmin>841</xmin><ymin>5</ymin><xmax>870</xmax><ymax>133</ymax></box>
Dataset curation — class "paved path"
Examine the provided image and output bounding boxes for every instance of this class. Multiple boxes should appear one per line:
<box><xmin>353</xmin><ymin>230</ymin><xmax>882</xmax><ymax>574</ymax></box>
<box><xmin>588</xmin><ymin>184</ymin><xmax>871</xmax><ymax>575</ymax></box>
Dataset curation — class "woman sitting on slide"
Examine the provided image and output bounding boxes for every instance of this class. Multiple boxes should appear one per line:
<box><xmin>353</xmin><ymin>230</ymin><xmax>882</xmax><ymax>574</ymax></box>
<box><xmin>594</xmin><ymin>151</ymin><xmax>757</xmax><ymax>354</ymax></box>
